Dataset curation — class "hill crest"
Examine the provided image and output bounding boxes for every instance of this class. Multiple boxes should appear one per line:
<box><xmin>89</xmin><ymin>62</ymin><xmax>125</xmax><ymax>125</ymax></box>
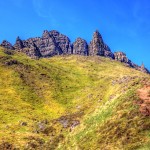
<box><xmin>0</xmin><ymin>29</ymin><xmax>149</xmax><ymax>73</ymax></box>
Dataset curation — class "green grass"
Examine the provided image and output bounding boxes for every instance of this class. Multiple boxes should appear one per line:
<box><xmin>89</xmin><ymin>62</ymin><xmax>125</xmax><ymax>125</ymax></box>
<box><xmin>0</xmin><ymin>47</ymin><xmax>150</xmax><ymax>149</ymax></box>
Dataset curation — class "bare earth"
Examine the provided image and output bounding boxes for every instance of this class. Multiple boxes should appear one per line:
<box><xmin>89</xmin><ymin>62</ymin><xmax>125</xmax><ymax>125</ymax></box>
<box><xmin>138</xmin><ymin>85</ymin><xmax>150</xmax><ymax>116</ymax></box>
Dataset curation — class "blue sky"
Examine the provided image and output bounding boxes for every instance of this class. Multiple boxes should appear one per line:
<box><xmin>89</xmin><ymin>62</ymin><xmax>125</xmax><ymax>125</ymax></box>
<box><xmin>0</xmin><ymin>0</ymin><xmax>150</xmax><ymax>69</ymax></box>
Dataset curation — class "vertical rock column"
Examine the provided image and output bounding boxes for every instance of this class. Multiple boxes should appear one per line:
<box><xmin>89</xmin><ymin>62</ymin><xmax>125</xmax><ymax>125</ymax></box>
<box><xmin>72</xmin><ymin>38</ymin><xmax>88</xmax><ymax>56</ymax></box>
<box><xmin>89</xmin><ymin>30</ymin><xmax>114</xmax><ymax>58</ymax></box>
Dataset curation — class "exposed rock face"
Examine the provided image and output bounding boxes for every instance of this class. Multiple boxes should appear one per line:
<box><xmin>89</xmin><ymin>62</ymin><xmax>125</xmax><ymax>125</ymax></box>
<box><xmin>114</xmin><ymin>52</ymin><xmax>132</xmax><ymax>65</ymax></box>
<box><xmin>89</xmin><ymin>30</ymin><xmax>114</xmax><ymax>58</ymax></box>
<box><xmin>42</xmin><ymin>30</ymin><xmax>51</xmax><ymax>39</ymax></box>
<box><xmin>72</xmin><ymin>38</ymin><xmax>88</xmax><ymax>55</ymax></box>
<box><xmin>11</xmin><ymin>30</ymin><xmax>72</xmax><ymax>58</ymax></box>
<box><xmin>18</xmin><ymin>38</ymin><xmax>42</xmax><ymax>58</ymax></box>
<box><xmin>24</xmin><ymin>43</ymin><xmax>42</xmax><ymax>59</ymax></box>
<box><xmin>14</xmin><ymin>36</ymin><xmax>24</xmax><ymax>49</ymax></box>
<box><xmin>0</xmin><ymin>29</ymin><xmax>149</xmax><ymax>73</ymax></box>
<box><xmin>49</xmin><ymin>30</ymin><xmax>72</xmax><ymax>54</ymax></box>
<box><xmin>89</xmin><ymin>30</ymin><xmax>103</xmax><ymax>56</ymax></box>
<box><xmin>114</xmin><ymin>52</ymin><xmax>149</xmax><ymax>73</ymax></box>
<box><xmin>138</xmin><ymin>63</ymin><xmax>149</xmax><ymax>73</ymax></box>
<box><xmin>31</xmin><ymin>35</ymin><xmax>61</xmax><ymax>57</ymax></box>
<box><xmin>0</xmin><ymin>40</ymin><xmax>14</xmax><ymax>50</ymax></box>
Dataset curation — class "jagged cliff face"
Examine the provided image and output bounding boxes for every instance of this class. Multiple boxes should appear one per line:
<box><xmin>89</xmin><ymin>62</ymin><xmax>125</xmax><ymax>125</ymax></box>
<box><xmin>73</xmin><ymin>38</ymin><xmax>88</xmax><ymax>56</ymax></box>
<box><xmin>0</xmin><ymin>29</ymin><xmax>149</xmax><ymax>73</ymax></box>
<box><xmin>1</xmin><ymin>40</ymin><xmax>15</xmax><ymax>50</ymax></box>
<box><xmin>114</xmin><ymin>52</ymin><xmax>133</xmax><ymax>66</ymax></box>
<box><xmin>89</xmin><ymin>30</ymin><xmax>104</xmax><ymax>56</ymax></box>
<box><xmin>14</xmin><ymin>36</ymin><xmax>24</xmax><ymax>49</ymax></box>
<box><xmin>114</xmin><ymin>52</ymin><xmax>149</xmax><ymax>73</ymax></box>
<box><xmin>89</xmin><ymin>30</ymin><xmax>114</xmax><ymax>58</ymax></box>
<box><xmin>49</xmin><ymin>30</ymin><xmax>72</xmax><ymax>54</ymax></box>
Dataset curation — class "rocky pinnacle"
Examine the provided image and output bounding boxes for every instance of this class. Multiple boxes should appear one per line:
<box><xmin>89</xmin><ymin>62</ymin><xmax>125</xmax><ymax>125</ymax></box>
<box><xmin>0</xmin><ymin>29</ymin><xmax>149</xmax><ymax>73</ymax></box>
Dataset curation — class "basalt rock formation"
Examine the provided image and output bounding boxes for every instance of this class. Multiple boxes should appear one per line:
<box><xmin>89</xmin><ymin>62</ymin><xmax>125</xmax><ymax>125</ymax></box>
<box><xmin>114</xmin><ymin>52</ymin><xmax>133</xmax><ymax>66</ymax></box>
<box><xmin>49</xmin><ymin>30</ymin><xmax>72</xmax><ymax>54</ymax></box>
<box><xmin>0</xmin><ymin>29</ymin><xmax>149</xmax><ymax>73</ymax></box>
<box><xmin>73</xmin><ymin>38</ymin><xmax>88</xmax><ymax>56</ymax></box>
<box><xmin>114</xmin><ymin>52</ymin><xmax>149</xmax><ymax>73</ymax></box>
<box><xmin>14</xmin><ymin>36</ymin><xmax>24</xmax><ymax>49</ymax></box>
<box><xmin>89</xmin><ymin>30</ymin><xmax>114</xmax><ymax>59</ymax></box>
<box><xmin>0</xmin><ymin>40</ymin><xmax>14</xmax><ymax>50</ymax></box>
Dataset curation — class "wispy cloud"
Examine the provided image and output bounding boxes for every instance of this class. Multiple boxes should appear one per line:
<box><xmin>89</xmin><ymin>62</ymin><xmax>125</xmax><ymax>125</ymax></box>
<box><xmin>32</xmin><ymin>0</ymin><xmax>60</xmax><ymax>28</ymax></box>
<box><xmin>32</xmin><ymin>0</ymin><xmax>50</xmax><ymax>18</ymax></box>
<box><xmin>32</xmin><ymin>0</ymin><xmax>80</xmax><ymax>30</ymax></box>
<box><xmin>108</xmin><ymin>0</ymin><xmax>150</xmax><ymax>38</ymax></box>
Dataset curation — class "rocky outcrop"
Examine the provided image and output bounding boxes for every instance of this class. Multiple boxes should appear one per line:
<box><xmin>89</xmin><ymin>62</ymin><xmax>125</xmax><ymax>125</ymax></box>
<box><xmin>137</xmin><ymin>63</ymin><xmax>149</xmax><ymax>73</ymax></box>
<box><xmin>23</xmin><ymin>43</ymin><xmax>41</xmax><ymax>59</ymax></box>
<box><xmin>14</xmin><ymin>36</ymin><xmax>24</xmax><ymax>49</ymax></box>
<box><xmin>31</xmin><ymin>35</ymin><xmax>61</xmax><ymax>57</ymax></box>
<box><xmin>0</xmin><ymin>40</ymin><xmax>14</xmax><ymax>50</ymax></box>
<box><xmin>114</xmin><ymin>52</ymin><xmax>149</xmax><ymax>73</ymax></box>
<box><xmin>89</xmin><ymin>30</ymin><xmax>114</xmax><ymax>58</ymax></box>
<box><xmin>42</xmin><ymin>30</ymin><xmax>51</xmax><ymax>39</ymax></box>
<box><xmin>72</xmin><ymin>38</ymin><xmax>88</xmax><ymax>55</ymax></box>
<box><xmin>49</xmin><ymin>30</ymin><xmax>72</xmax><ymax>54</ymax></box>
<box><xmin>114</xmin><ymin>52</ymin><xmax>133</xmax><ymax>66</ymax></box>
<box><xmin>11</xmin><ymin>30</ymin><xmax>72</xmax><ymax>58</ymax></box>
<box><xmin>0</xmin><ymin>29</ymin><xmax>149</xmax><ymax>73</ymax></box>
<box><xmin>89</xmin><ymin>30</ymin><xmax>104</xmax><ymax>56</ymax></box>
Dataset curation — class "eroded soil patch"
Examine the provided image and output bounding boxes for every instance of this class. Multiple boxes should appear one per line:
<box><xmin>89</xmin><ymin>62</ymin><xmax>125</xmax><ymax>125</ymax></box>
<box><xmin>137</xmin><ymin>85</ymin><xmax>150</xmax><ymax>116</ymax></box>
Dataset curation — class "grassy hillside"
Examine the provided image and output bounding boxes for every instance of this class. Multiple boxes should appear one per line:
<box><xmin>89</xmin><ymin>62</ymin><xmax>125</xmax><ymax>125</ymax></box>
<box><xmin>0</xmin><ymin>47</ymin><xmax>150</xmax><ymax>150</ymax></box>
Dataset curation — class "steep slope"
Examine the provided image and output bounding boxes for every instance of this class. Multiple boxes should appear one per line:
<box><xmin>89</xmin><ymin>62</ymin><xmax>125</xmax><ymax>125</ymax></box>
<box><xmin>0</xmin><ymin>47</ymin><xmax>150</xmax><ymax>149</ymax></box>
